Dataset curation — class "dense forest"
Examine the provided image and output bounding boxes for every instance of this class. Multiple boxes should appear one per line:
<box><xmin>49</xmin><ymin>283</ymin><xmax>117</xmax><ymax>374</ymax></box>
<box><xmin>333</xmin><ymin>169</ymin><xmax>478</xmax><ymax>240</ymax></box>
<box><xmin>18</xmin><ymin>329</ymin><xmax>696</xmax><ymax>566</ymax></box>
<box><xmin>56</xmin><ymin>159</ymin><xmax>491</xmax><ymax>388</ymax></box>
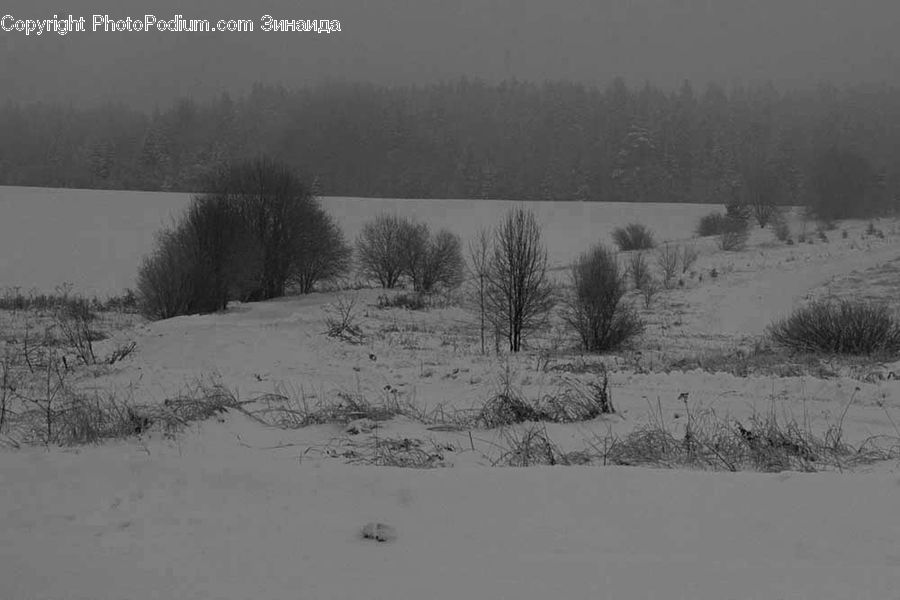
<box><xmin>1</xmin><ymin>78</ymin><xmax>898</xmax><ymax>208</ymax></box>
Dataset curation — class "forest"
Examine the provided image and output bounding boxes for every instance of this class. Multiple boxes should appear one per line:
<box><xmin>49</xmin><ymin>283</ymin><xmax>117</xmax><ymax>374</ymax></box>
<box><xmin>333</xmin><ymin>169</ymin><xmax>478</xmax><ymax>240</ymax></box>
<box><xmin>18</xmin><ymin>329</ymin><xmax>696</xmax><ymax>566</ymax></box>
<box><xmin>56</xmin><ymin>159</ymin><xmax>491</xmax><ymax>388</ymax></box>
<box><xmin>1</xmin><ymin>78</ymin><xmax>897</xmax><ymax>211</ymax></box>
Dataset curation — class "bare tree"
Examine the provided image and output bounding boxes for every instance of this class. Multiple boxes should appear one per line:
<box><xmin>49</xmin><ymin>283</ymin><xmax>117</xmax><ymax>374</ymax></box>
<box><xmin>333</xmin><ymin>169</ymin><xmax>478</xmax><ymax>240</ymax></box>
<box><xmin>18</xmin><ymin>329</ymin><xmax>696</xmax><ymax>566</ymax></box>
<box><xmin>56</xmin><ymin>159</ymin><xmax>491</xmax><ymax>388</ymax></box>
<box><xmin>680</xmin><ymin>243</ymin><xmax>699</xmax><ymax>274</ymax></box>
<box><xmin>628</xmin><ymin>251</ymin><xmax>650</xmax><ymax>290</ymax></box>
<box><xmin>718</xmin><ymin>216</ymin><xmax>750</xmax><ymax>251</ymax></box>
<box><xmin>641</xmin><ymin>276</ymin><xmax>660</xmax><ymax>309</ymax></box>
<box><xmin>181</xmin><ymin>195</ymin><xmax>260</xmax><ymax>309</ymax></box>
<box><xmin>396</xmin><ymin>220</ymin><xmax>430</xmax><ymax>290</ymax></box>
<box><xmin>137</xmin><ymin>158</ymin><xmax>347</xmax><ymax>317</ymax></box>
<box><xmin>485</xmin><ymin>207</ymin><xmax>556</xmax><ymax>353</ymax></box>
<box><xmin>356</xmin><ymin>213</ymin><xmax>408</xmax><ymax>288</ymax></box>
<box><xmin>412</xmin><ymin>229</ymin><xmax>464</xmax><ymax>292</ymax></box>
<box><xmin>467</xmin><ymin>228</ymin><xmax>491</xmax><ymax>354</ymax></box>
<box><xmin>742</xmin><ymin>164</ymin><xmax>780</xmax><ymax>228</ymax></box>
<box><xmin>564</xmin><ymin>244</ymin><xmax>643</xmax><ymax>352</ymax></box>
<box><xmin>357</xmin><ymin>215</ymin><xmax>463</xmax><ymax>292</ymax></box>
<box><xmin>219</xmin><ymin>157</ymin><xmax>321</xmax><ymax>300</ymax></box>
<box><xmin>655</xmin><ymin>243</ymin><xmax>679</xmax><ymax>289</ymax></box>
<box><xmin>290</xmin><ymin>209</ymin><xmax>352</xmax><ymax>294</ymax></box>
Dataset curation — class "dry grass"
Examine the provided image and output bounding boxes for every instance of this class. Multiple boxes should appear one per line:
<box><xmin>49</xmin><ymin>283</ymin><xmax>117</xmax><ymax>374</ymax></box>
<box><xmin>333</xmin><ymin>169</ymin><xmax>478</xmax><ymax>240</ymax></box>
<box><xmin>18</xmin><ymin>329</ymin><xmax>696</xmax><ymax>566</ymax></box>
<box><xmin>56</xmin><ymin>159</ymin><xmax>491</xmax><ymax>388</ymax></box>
<box><xmin>244</xmin><ymin>382</ymin><xmax>409</xmax><ymax>429</ymax></box>
<box><xmin>483</xmin><ymin>396</ymin><xmax>900</xmax><ymax>473</ymax></box>
<box><xmin>492</xmin><ymin>424</ymin><xmax>588</xmax><ymax>467</ymax></box>
<box><xmin>595</xmin><ymin>396</ymin><xmax>899</xmax><ymax>472</ymax></box>
<box><xmin>377</xmin><ymin>292</ymin><xmax>428</xmax><ymax>310</ymax></box>
<box><xmin>4</xmin><ymin>377</ymin><xmax>242</xmax><ymax>447</ymax></box>
<box><xmin>477</xmin><ymin>366</ymin><xmax>615</xmax><ymax>428</ymax></box>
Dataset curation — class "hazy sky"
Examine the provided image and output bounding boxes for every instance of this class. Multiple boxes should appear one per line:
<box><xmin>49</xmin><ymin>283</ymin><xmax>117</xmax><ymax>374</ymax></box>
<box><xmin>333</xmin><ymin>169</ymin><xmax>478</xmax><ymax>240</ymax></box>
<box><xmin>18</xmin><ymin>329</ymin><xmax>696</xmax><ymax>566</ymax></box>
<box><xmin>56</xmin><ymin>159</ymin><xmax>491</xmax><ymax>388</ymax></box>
<box><xmin>2</xmin><ymin>0</ymin><xmax>899</xmax><ymax>108</ymax></box>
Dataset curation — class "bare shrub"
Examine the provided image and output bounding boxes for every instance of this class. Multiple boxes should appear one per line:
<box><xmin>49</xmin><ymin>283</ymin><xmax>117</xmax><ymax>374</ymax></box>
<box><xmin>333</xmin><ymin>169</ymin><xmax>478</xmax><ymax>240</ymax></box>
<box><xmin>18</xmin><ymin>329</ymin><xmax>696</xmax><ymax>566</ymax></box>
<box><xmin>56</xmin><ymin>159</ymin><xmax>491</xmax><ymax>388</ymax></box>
<box><xmin>395</xmin><ymin>219</ymin><xmax>430</xmax><ymax>287</ymax></box>
<box><xmin>407</xmin><ymin>228</ymin><xmax>464</xmax><ymax>293</ymax></box>
<box><xmin>356</xmin><ymin>213</ymin><xmax>410</xmax><ymax>289</ymax></box>
<box><xmin>467</xmin><ymin>228</ymin><xmax>492</xmax><ymax>355</ymax></box>
<box><xmin>771</xmin><ymin>211</ymin><xmax>792</xmax><ymax>242</ymax></box>
<box><xmin>290</xmin><ymin>208</ymin><xmax>352</xmax><ymax>294</ymax></box>
<box><xmin>695</xmin><ymin>212</ymin><xmax>727</xmax><ymax>237</ymax></box>
<box><xmin>866</xmin><ymin>221</ymin><xmax>878</xmax><ymax>237</ymax></box>
<box><xmin>357</xmin><ymin>215</ymin><xmax>464</xmax><ymax>292</ymax></box>
<box><xmin>718</xmin><ymin>217</ymin><xmax>750</xmax><ymax>251</ymax></box>
<box><xmin>55</xmin><ymin>302</ymin><xmax>100</xmax><ymax>365</ymax></box>
<box><xmin>0</xmin><ymin>346</ymin><xmax>18</xmax><ymax>434</ymax></box>
<box><xmin>725</xmin><ymin>199</ymin><xmax>752</xmax><ymax>222</ymax></box>
<box><xmin>628</xmin><ymin>251</ymin><xmax>650</xmax><ymax>289</ymax></box>
<box><xmin>640</xmin><ymin>276</ymin><xmax>660</xmax><ymax>309</ymax></box>
<box><xmin>769</xmin><ymin>300</ymin><xmax>900</xmax><ymax>355</ymax></box>
<box><xmin>752</xmin><ymin>201</ymin><xmax>777</xmax><ymax>228</ymax></box>
<box><xmin>739</xmin><ymin>168</ymin><xmax>780</xmax><ymax>228</ymax></box>
<box><xmin>655</xmin><ymin>243</ymin><xmax>679</xmax><ymax>289</ymax></box>
<box><xmin>224</xmin><ymin>158</ymin><xmax>329</xmax><ymax>301</ymax></box>
<box><xmin>563</xmin><ymin>244</ymin><xmax>643</xmax><ymax>352</ymax></box>
<box><xmin>19</xmin><ymin>345</ymin><xmax>71</xmax><ymax>444</ymax></box>
<box><xmin>181</xmin><ymin>195</ymin><xmax>260</xmax><ymax>309</ymax></box>
<box><xmin>612</xmin><ymin>223</ymin><xmax>656</xmax><ymax>251</ymax></box>
<box><xmin>679</xmin><ymin>244</ymin><xmax>699</xmax><ymax>274</ymax></box>
<box><xmin>484</xmin><ymin>207</ymin><xmax>556</xmax><ymax>353</ymax></box>
<box><xmin>136</xmin><ymin>229</ymin><xmax>197</xmax><ymax>320</ymax></box>
<box><xmin>135</xmin><ymin>201</ymin><xmax>245</xmax><ymax>319</ymax></box>
<box><xmin>137</xmin><ymin>159</ymin><xmax>338</xmax><ymax>317</ymax></box>
<box><xmin>324</xmin><ymin>294</ymin><xmax>365</xmax><ymax>343</ymax></box>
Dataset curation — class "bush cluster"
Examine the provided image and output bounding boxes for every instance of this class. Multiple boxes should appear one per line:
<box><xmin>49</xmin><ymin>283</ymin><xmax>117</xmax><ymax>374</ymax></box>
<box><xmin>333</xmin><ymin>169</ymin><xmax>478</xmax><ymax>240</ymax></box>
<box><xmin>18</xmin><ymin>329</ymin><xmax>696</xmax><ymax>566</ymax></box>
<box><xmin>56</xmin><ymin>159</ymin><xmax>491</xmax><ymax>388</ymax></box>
<box><xmin>612</xmin><ymin>223</ymin><xmax>656</xmax><ymax>251</ymax></box>
<box><xmin>136</xmin><ymin>158</ymin><xmax>351</xmax><ymax>319</ymax></box>
<box><xmin>718</xmin><ymin>216</ymin><xmax>750</xmax><ymax>251</ymax></box>
<box><xmin>696</xmin><ymin>212</ymin><xmax>728</xmax><ymax>237</ymax></box>
<box><xmin>356</xmin><ymin>214</ymin><xmax>463</xmax><ymax>292</ymax></box>
<box><xmin>564</xmin><ymin>244</ymin><xmax>643</xmax><ymax>352</ymax></box>
<box><xmin>769</xmin><ymin>300</ymin><xmax>900</xmax><ymax>355</ymax></box>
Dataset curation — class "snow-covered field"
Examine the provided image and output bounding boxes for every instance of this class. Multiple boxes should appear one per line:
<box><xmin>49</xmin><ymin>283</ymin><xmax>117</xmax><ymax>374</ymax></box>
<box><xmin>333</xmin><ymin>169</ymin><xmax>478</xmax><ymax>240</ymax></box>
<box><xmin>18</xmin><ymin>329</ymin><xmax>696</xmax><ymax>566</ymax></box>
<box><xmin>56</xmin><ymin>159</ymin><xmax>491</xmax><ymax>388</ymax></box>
<box><xmin>2</xmin><ymin>188</ymin><xmax>900</xmax><ymax>600</ymax></box>
<box><xmin>0</xmin><ymin>185</ymin><xmax>716</xmax><ymax>295</ymax></box>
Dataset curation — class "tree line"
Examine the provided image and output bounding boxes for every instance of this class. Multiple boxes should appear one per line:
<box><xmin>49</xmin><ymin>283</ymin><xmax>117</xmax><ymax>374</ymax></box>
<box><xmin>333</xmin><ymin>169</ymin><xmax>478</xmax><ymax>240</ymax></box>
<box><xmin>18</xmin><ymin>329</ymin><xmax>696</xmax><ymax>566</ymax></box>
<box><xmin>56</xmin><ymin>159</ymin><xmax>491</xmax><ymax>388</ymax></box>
<box><xmin>1</xmin><ymin>78</ymin><xmax>897</xmax><ymax>214</ymax></box>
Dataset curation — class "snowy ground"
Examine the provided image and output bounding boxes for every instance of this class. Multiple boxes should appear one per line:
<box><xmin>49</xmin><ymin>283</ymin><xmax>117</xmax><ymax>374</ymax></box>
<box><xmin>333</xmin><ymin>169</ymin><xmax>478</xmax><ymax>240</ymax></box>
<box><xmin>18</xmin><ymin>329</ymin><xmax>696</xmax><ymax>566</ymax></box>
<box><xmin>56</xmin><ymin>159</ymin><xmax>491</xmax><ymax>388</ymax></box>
<box><xmin>2</xmin><ymin>211</ymin><xmax>900</xmax><ymax>599</ymax></box>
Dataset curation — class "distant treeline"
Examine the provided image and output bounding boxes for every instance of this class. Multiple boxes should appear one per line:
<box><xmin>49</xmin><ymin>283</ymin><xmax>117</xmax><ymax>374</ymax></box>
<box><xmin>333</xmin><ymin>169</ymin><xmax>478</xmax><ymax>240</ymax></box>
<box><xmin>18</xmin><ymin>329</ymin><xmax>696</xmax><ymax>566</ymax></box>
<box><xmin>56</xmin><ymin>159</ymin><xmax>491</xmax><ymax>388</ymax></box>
<box><xmin>2</xmin><ymin>78</ymin><xmax>899</xmax><ymax>204</ymax></box>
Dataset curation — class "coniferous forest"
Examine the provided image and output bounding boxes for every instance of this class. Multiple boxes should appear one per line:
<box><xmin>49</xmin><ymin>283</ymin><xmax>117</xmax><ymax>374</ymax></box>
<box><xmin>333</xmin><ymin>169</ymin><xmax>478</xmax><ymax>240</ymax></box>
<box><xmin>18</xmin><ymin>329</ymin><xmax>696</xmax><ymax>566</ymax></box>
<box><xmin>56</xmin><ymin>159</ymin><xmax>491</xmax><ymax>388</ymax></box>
<box><xmin>2</xmin><ymin>78</ymin><xmax>898</xmax><ymax>211</ymax></box>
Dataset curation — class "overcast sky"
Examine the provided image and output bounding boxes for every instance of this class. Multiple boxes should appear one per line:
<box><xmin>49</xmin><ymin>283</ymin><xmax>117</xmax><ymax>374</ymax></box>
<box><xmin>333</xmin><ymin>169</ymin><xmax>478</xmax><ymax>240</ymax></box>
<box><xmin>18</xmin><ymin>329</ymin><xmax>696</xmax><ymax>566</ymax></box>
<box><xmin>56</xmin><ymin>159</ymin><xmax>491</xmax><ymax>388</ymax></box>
<box><xmin>2</xmin><ymin>0</ymin><xmax>899</xmax><ymax>108</ymax></box>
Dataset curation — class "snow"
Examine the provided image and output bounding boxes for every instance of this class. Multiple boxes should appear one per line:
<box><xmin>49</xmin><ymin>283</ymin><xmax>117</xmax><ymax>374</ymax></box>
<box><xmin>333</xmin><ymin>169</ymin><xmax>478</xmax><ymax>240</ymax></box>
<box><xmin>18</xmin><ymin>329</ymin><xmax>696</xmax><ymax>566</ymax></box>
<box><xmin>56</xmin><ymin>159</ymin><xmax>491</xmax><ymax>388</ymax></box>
<box><xmin>2</xmin><ymin>192</ymin><xmax>900</xmax><ymax>599</ymax></box>
<box><xmin>2</xmin><ymin>423</ymin><xmax>900</xmax><ymax>600</ymax></box>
